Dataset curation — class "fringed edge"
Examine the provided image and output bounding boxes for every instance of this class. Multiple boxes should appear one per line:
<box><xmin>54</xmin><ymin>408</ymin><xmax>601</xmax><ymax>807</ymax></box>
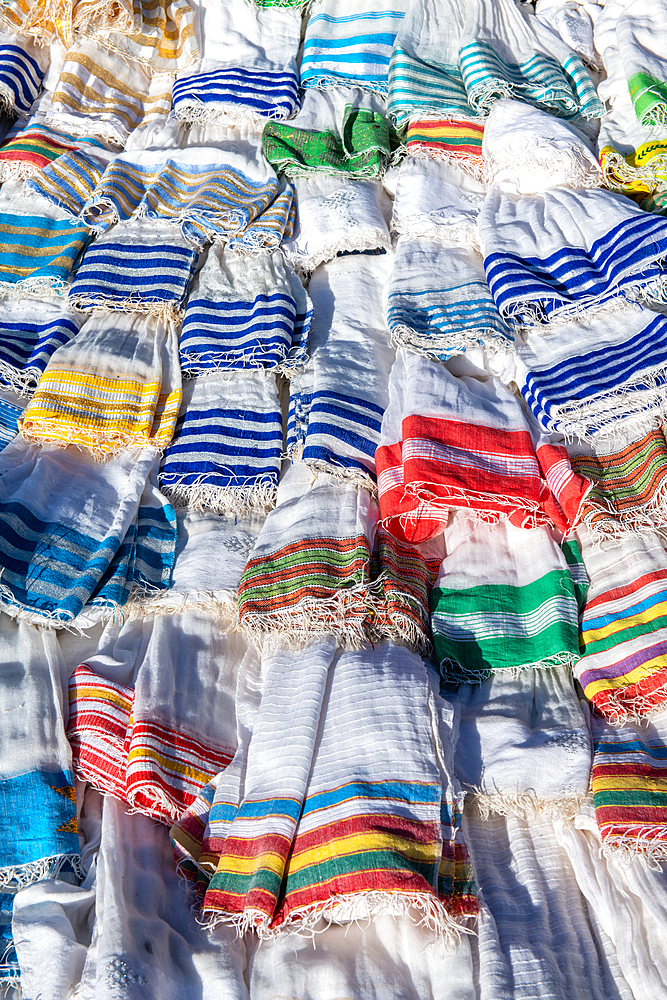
<box><xmin>300</xmin><ymin>457</ymin><xmax>378</xmax><ymax>495</ymax></box>
<box><xmin>0</xmin><ymin>161</ymin><xmax>42</xmax><ymax>182</ymax></box>
<box><xmin>301</xmin><ymin>75</ymin><xmax>388</xmax><ymax>98</ymax></box>
<box><xmin>389</xmin><ymin>323</ymin><xmax>514</xmax><ymax>361</ymax></box>
<box><xmin>600</xmin><ymin>148</ymin><xmax>666</xmax><ymax>194</ymax></box>
<box><xmin>640</xmin><ymin>103</ymin><xmax>667</xmax><ymax>136</ymax></box>
<box><xmin>201</xmin><ymin>889</ymin><xmax>476</xmax><ymax>949</ymax></box>
<box><xmin>0</xmin><ymin>277</ymin><xmax>68</xmax><ymax>302</ymax></box>
<box><xmin>506</xmin><ymin>281</ymin><xmax>646</xmax><ymax>333</ymax></box>
<box><xmin>484</xmin><ymin>150</ymin><xmax>602</xmax><ymax>191</ymax></box>
<box><xmin>0</xmin><ymin>852</ymin><xmax>83</xmax><ymax>889</ymax></box>
<box><xmin>174</xmin><ymin>101</ymin><xmax>298</xmax><ymax>130</ymax></box>
<box><xmin>0</xmin><ymin>578</ymin><xmax>87</xmax><ymax>631</ymax></box>
<box><xmin>285</xmin><ymin>230</ymin><xmax>392</xmax><ymax>276</ymax></box>
<box><xmin>0</xmin><ymin>358</ymin><xmax>40</xmax><ymax>397</ymax></box>
<box><xmin>438</xmin><ymin>650</ymin><xmax>580</xmax><ymax>686</ymax></box>
<box><xmin>0</xmin><ymin>84</ymin><xmax>19</xmax><ymax>118</ymax></box>
<box><xmin>42</xmin><ymin>113</ymin><xmax>127</xmax><ymax>149</ymax></box>
<box><xmin>68</xmin><ymin>294</ymin><xmax>183</xmax><ymax>323</ymax></box>
<box><xmin>588</xmin><ymin>671</ymin><xmax>667</xmax><ymax>727</ymax></box>
<box><xmin>465</xmin><ymin>790</ymin><xmax>586</xmax><ymax>823</ymax></box>
<box><xmin>390</xmin><ymin>217</ymin><xmax>481</xmax><ymax>252</ymax></box>
<box><xmin>21</xmin><ymin>419</ymin><xmax>163</xmax><ymax>462</ymax></box>
<box><xmin>600</xmin><ymin>831</ymin><xmax>667</xmax><ymax>870</ymax></box>
<box><xmin>159</xmin><ymin>480</ymin><xmax>278</xmax><ymax>519</ymax></box>
<box><xmin>126</xmin><ymin>784</ymin><xmax>182</xmax><ymax>826</ymax></box>
<box><xmin>404</xmin><ymin>143</ymin><xmax>486</xmax><ymax>182</ymax></box>
<box><xmin>123</xmin><ymin>588</ymin><xmax>239</xmax><ymax>626</ymax></box>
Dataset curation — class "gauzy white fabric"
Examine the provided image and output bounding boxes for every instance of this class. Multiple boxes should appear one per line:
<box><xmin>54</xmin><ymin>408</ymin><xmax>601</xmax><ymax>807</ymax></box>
<box><xmin>482</xmin><ymin>98</ymin><xmax>602</xmax><ymax>193</ymax></box>
<box><xmin>389</xmin><ymin>157</ymin><xmax>486</xmax><ymax>249</ymax></box>
<box><xmin>282</xmin><ymin>175</ymin><xmax>392</xmax><ymax>274</ymax></box>
<box><xmin>535</xmin><ymin>1</ymin><xmax>602</xmax><ymax>70</ymax></box>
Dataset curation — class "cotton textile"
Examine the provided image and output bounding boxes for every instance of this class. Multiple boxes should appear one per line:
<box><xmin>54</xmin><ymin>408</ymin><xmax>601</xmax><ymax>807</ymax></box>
<box><xmin>81</xmin><ymin>0</ymin><xmax>198</xmax><ymax>77</ymax></box>
<box><xmin>282</xmin><ymin>175</ymin><xmax>391</xmax><ymax>274</ymax></box>
<box><xmin>172</xmin><ymin>639</ymin><xmax>477</xmax><ymax>941</ymax></box>
<box><xmin>300</xmin><ymin>0</ymin><xmax>407</xmax><ymax>95</ymax></box>
<box><xmin>159</xmin><ymin>371</ymin><xmax>283</xmax><ymax>517</ymax></box>
<box><xmin>591</xmin><ymin>710</ymin><xmax>667</xmax><ymax>862</ymax></box>
<box><xmin>22</xmin><ymin>310</ymin><xmax>181</xmax><ymax>459</ymax></box>
<box><xmin>0</xmin><ymin>197</ymin><xmax>91</xmax><ymax>297</ymax></box>
<box><xmin>431</xmin><ymin>515</ymin><xmax>582</xmax><ymax>684</ymax></box>
<box><xmin>451</xmin><ymin>665</ymin><xmax>591</xmax><ymax>816</ymax></box>
<box><xmin>0</xmin><ymin>33</ymin><xmax>48</xmax><ymax>115</ymax></box>
<box><xmin>515</xmin><ymin>307</ymin><xmax>667</xmax><ymax>442</ymax></box>
<box><xmin>68</xmin><ymin>220</ymin><xmax>199</xmax><ymax>319</ymax></box>
<box><xmin>575</xmin><ymin>527</ymin><xmax>667</xmax><ymax>723</ymax></box>
<box><xmin>480</xmin><ymin>185</ymin><xmax>667</xmax><ymax>330</ymax></box>
<box><xmin>172</xmin><ymin>0</ymin><xmax>300</xmax><ymax>126</ymax></box>
<box><xmin>0</xmin><ymin>120</ymin><xmax>93</xmax><ymax>181</ymax></box>
<box><xmin>0</xmin><ymin>297</ymin><xmax>82</xmax><ymax>396</ymax></box>
<box><xmin>390</xmin><ymin>157</ymin><xmax>486</xmax><ymax>249</ymax></box>
<box><xmin>614</xmin><ymin>0</ymin><xmax>667</xmax><ymax>134</ymax></box>
<box><xmin>180</xmin><ymin>244</ymin><xmax>311</xmax><ymax>374</ymax></box>
<box><xmin>405</xmin><ymin>118</ymin><xmax>486</xmax><ymax>179</ymax></box>
<box><xmin>482</xmin><ymin>98</ymin><xmax>601</xmax><ymax>193</ymax></box>
<box><xmin>387</xmin><ymin>0</ymin><xmax>604</xmax><ymax>128</ymax></box>
<box><xmin>288</xmin><ymin>253</ymin><xmax>394</xmax><ymax>489</ymax></box>
<box><xmin>25</xmin><ymin>146</ymin><xmax>111</xmax><ymax>218</ymax></box>
<box><xmin>385</xmin><ymin>238</ymin><xmax>513</xmax><ymax>362</ymax></box>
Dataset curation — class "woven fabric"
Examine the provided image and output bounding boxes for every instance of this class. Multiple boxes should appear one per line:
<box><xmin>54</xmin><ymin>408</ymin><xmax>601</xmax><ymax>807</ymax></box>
<box><xmin>22</xmin><ymin>311</ymin><xmax>181</xmax><ymax>459</ymax></box>
<box><xmin>614</xmin><ymin>0</ymin><xmax>667</xmax><ymax>134</ymax></box>
<box><xmin>172</xmin><ymin>639</ymin><xmax>478</xmax><ymax>941</ymax></box>
<box><xmin>0</xmin><ymin>0</ymin><xmax>137</xmax><ymax>46</ymax></box>
<box><xmin>300</xmin><ymin>0</ymin><xmax>407</xmax><ymax>95</ymax></box>
<box><xmin>79</xmin><ymin>0</ymin><xmax>198</xmax><ymax>76</ymax></box>
<box><xmin>44</xmin><ymin>39</ymin><xmax>175</xmax><ymax>147</ymax></box>
<box><xmin>172</xmin><ymin>0</ymin><xmax>300</xmax><ymax>125</ymax></box>
<box><xmin>387</xmin><ymin>0</ymin><xmax>603</xmax><ymax>128</ymax></box>
<box><xmin>515</xmin><ymin>307</ymin><xmax>667</xmax><ymax>442</ymax></box>
<box><xmin>159</xmin><ymin>371</ymin><xmax>283</xmax><ymax>517</ymax></box>
<box><xmin>405</xmin><ymin>119</ymin><xmax>485</xmax><ymax>178</ymax></box>
<box><xmin>592</xmin><ymin>710</ymin><xmax>667</xmax><ymax>862</ymax></box>
<box><xmin>0</xmin><ymin>34</ymin><xmax>48</xmax><ymax>115</ymax></box>
<box><xmin>68</xmin><ymin>220</ymin><xmax>199</xmax><ymax>319</ymax></box>
<box><xmin>480</xmin><ymin>185</ymin><xmax>667</xmax><ymax>330</ymax></box>
<box><xmin>24</xmin><ymin>147</ymin><xmax>111</xmax><ymax>218</ymax></box>
<box><xmin>0</xmin><ymin>197</ymin><xmax>91</xmax><ymax>297</ymax></box>
<box><xmin>0</xmin><ymin>298</ymin><xmax>82</xmax><ymax>396</ymax></box>
<box><xmin>432</xmin><ymin>514</ymin><xmax>582</xmax><ymax>684</ymax></box>
<box><xmin>287</xmin><ymin>253</ymin><xmax>394</xmax><ymax>490</ymax></box>
<box><xmin>180</xmin><ymin>244</ymin><xmax>311</xmax><ymax>374</ymax></box>
<box><xmin>390</xmin><ymin>157</ymin><xmax>486</xmax><ymax>249</ymax></box>
<box><xmin>386</xmin><ymin>238</ymin><xmax>513</xmax><ymax>362</ymax></box>
<box><xmin>575</xmin><ymin>526</ymin><xmax>667</xmax><ymax>724</ymax></box>
<box><xmin>0</xmin><ymin>121</ymin><xmax>92</xmax><ymax>181</ymax></box>
<box><xmin>0</xmin><ymin>397</ymin><xmax>22</xmax><ymax>450</ymax></box>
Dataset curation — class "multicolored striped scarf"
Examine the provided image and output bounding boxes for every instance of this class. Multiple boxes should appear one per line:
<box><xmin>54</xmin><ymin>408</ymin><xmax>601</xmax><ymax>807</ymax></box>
<box><xmin>171</xmin><ymin>639</ymin><xmax>477</xmax><ymax>942</ymax></box>
<box><xmin>300</xmin><ymin>0</ymin><xmax>406</xmax><ymax>95</ymax></box>
<box><xmin>386</xmin><ymin>237</ymin><xmax>513</xmax><ymax>362</ymax></box>
<box><xmin>376</xmin><ymin>350</ymin><xmax>585</xmax><ymax>545</ymax></box>
<box><xmin>390</xmin><ymin>157</ymin><xmax>485</xmax><ymax>249</ymax></box>
<box><xmin>45</xmin><ymin>39</ymin><xmax>175</xmax><ymax>147</ymax></box>
<box><xmin>575</xmin><ymin>526</ymin><xmax>667</xmax><ymax>723</ymax></box>
<box><xmin>159</xmin><ymin>371</ymin><xmax>283</xmax><ymax>517</ymax></box>
<box><xmin>387</xmin><ymin>0</ymin><xmax>603</xmax><ymax>128</ymax></box>
<box><xmin>0</xmin><ymin>298</ymin><xmax>81</xmax><ymax>395</ymax></box>
<box><xmin>515</xmin><ymin>307</ymin><xmax>667</xmax><ymax>442</ymax></box>
<box><xmin>0</xmin><ymin>34</ymin><xmax>48</xmax><ymax>115</ymax></box>
<box><xmin>173</xmin><ymin>0</ymin><xmax>300</xmax><ymax>126</ymax></box>
<box><xmin>68</xmin><ymin>220</ymin><xmax>199</xmax><ymax>320</ymax></box>
<box><xmin>592</xmin><ymin>710</ymin><xmax>667</xmax><ymax>862</ymax></box>
<box><xmin>0</xmin><ymin>197</ymin><xmax>91</xmax><ymax>297</ymax></box>
<box><xmin>404</xmin><ymin>119</ymin><xmax>485</xmax><ymax>179</ymax></box>
<box><xmin>179</xmin><ymin>244</ymin><xmax>311</xmax><ymax>374</ymax></box>
<box><xmin>287</xmin><ymin>253</ymin><xmax>394</xmax><ymax>490</ymax></box>
<box><xmin>615</xmin><ymin>0</ymin><xmax>667</xmax><ymax>134</ymax></box>
<box><xmin>480</xmin><ymin>185</ymin><xmax>667</xmax><ymax>330</ymax></box>
<box><xmin>67</xmin><ymin>613</ymin><xmax>248</xmax><ymax>824</ymax></box>
<box><xmin>22</xmin><ymin>311</ymin><xmax>181</xmax><ymax>459</ymax></box>
<box><xmin>81</xmin><ymin>138</ymin><xmax>293</xmax><ymax>249</ymax></box>
<box><xmin>569</xmin><ymin>421</ymin><xmax>667</xmax><ymax>539</ymax></box>
<box><xmin>24</xmin><ymin>147</ymin><xmax>111</xmax><ymax>217</ymax></box>
<box><xmin>80</xmin><ymin>0</ymin><xmax>198</xmax><ymax>76</ymax></box>
<box><xmin>600</xmin><ymin>139</ymin><xmax>667</xmax><ymax>201</ymax></box>
<box><xmin>432</xmin><ymin>514</ymin><xmax>583</xmax><ymax>684</ymax></box>
<box><xmin>0</xmin><ymin>120</ymin><xmax>94</xmax><ymax>181</ymax></box>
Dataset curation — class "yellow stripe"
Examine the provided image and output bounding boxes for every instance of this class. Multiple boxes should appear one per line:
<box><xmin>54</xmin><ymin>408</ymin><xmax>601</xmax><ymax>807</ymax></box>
<box><xmin>584</xmin><ymin>656</ymin><xmax>667</xmax><ymax>699</ymax></box>
<box><xmin>582</xmin><ymin>600</ymin><xmax>667</xmax><ymax>644</ymax></box>
<box><xmin>593</xmin><ymin>775</ymin><xmax>667</xmax><ymax>792</ymax></box>
<box><xmin>288</xmin><ymin>831</ymin><xmax>440</xmax><ymax>873</ymax></box>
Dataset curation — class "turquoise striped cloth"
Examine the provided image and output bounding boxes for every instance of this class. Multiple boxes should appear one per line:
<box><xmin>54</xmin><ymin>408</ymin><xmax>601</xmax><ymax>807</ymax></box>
<box><xmin>0</xmin><ymin>209</ymin><xmax>91</xmax><ymax>293</ymax></box>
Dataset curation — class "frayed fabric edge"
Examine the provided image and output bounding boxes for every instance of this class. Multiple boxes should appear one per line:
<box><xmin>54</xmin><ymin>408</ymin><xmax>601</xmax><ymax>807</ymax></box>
<box><xmin>285</xmin><ymin>230</ymin><xmax>392</xmax><ymax>276</ymax></box>
<box><xmin>587</xmin><ymin>673</ymin><xmax>667</xmax><ymax>727</ymax></box>
<box><xmin>123</xmin><ymin>589</ymin><xmax>239</xmax><ymax>626</ymax></box>
<box><xmin>0</xmin><ymin>852</ymin><xmax>83</xmax><ymax>889</ymax></box>
<box><xmin>159</xmin><ymin>480</ymin><xmax>278</xmax><ymax>519</ymax></box>
<box><xmin>438</xmin><ymin>650</ymin><xmax>580</xmax><ymax>686</ymax></box>
<box><xmin>21</xmin><ymin>418</ymin><xmax>165</xmax><ymax>462</ymax></box>
<box><xmin>465</xmin><ymin>790</ymin><xmax>586</xmax><ymax>823</ymax></box>
<box><xmin>174</xmin><ymin>102</ymin><xmax>298</xmax><ymax>130</ymax></box>
<box><xmin>600</xmin><ymin>831</ymin><xmax>667</xmax><ymax>871</ymax></box>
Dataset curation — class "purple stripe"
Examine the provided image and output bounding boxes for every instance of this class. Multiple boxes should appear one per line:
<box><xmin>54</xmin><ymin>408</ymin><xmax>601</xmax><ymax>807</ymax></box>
<box><xmin>578</xmin><ymin>639</ymin><xmax>667</xmax><ymax>688</ymax></box>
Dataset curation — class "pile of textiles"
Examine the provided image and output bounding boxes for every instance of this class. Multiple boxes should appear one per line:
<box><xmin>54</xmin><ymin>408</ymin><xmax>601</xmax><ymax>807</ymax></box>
<box><xmin>8</xmin><ymin>0</ymin><xmax>667</xmax><ymax>996</ymax></box>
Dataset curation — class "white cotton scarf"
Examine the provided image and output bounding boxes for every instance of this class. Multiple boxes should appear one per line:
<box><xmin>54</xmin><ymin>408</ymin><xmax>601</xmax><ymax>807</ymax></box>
<box><xmin>389</xmin><ymin>156</ymin><xmax>486</xmax><ymax>249</ymax></box>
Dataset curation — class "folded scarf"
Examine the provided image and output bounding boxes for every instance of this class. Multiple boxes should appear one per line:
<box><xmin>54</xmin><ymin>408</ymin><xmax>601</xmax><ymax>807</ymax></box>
<box><xmin>282</xmin><ymin>174</ymin><xmax>391</xmax><ymax>274</ymax></box>
<box><xmin>480</xmin><ymin>185</ymin><xmax>667</xmax><ymax>330</ymax></box>
<box><xmin>0</xmin><ymin>120</ymin><xmax>97</xmax><ymax>181</ymax></box>
<box><xmin>536</xmin><ymin>1</ymin><xmax>601</xmax><ymax>69</ymax></box>
<box><xmin>376</xmin><ymin>350</ymin><xmax>571</xmax><ymax>544</ymax></box>
<box><xmin>575</xmin><ymin>526</ymin><xmax>667</xmax><ymax>723</ymax></box>
<box><xmin>0</xmin><ymin>298</ymin><xmax>82</xmax><ymax>395</ymax></box>
<box><xmin>390</xmin><ymin>157</ymin><xmax>486</xmax><ymax>249</ymax></box>
<box><xmin>405</xmin><ymin>119</ymin><xmax>486</xmax><ymax>179</ymax></box>
<box><xmin>0</xmin><ymin>192</ymin><xmax>91</xmax><ymax>297</ymax></box>
<box><xmin>180</xmin><ymin>244</ymin><xmax>311</xmax><ymax>374</ymax></box>
<box><xmin>0</xmin><ymin>0</ymin><xmax>138</xmax><ymax>46</ymax></box>
<box><xmin>0</xmin><ymin>438</ymin><xmax>160</xmax><ymax>625</ymax></box>
<box><xmin>79</xmin><ymin>0</ymin><xmax>198</xmax><ymax>77</ymax></box>
<box><xmin>300</xmin><ymin>0</ymin><xmax>407</xmax><ymax>95</ymax></box>
<box><xmin>0</xmin><ymin>618</ymin><xmax>82</xmax><ymax>987</ymax></box>
<box><xmin>44</xmin><ymin>39</ymin><xmax>175</xmax><ymax>147</ymax></box>
<box><xmin>81</xmin><ymin>132</ymin><xmax>292</xmax><ymax>249</ymax></box>
<box><xmin>592</xmin><ymin>710</ymin><xmax>667</xmax><ymax>863</ymax></box>
<box><xmin>432</xmin><ymin>513</ymin><xmax>583</xmax><ymax>684</ymax></box>
<box><xmin>159</xmin><ymin>371</ymin><xmax>282</xmax><ymax>517</ymax></box>
<box><xmin>451</xmin><ymin>664</ymin><xmax>591</xmax><ymax>818</ymax></box>
<box><xmin>515</xmin><ymin>307</ymin><xmax>667</xmax><ymax>442</ymax></box>
<box><xmin>67</xmin><ymin>612</ymin><xmax>250</xmax><ymax>824</ymax></box>
<box><xmin>482</xmin><ymin>97</ymin><xmax>601</xmax><ymax>193</ymax></box>
<box><xmin>287</xmin><ymin>253</ymin><xmax>394</xmax><ymax>489</ymax></box>
<box><xmin>263</xmin><ymin>88</ymin><xmax>393</xmax><ymax>180</ymax></box>
<box><xmin>614</xmin><ymin>0</ymin><xmax>667</xmax><ymax>134</ymax></box>
<box><xmin>387</xmin><ymin>0</ymin><xmax>603</xmax><ymax>128</ymax></box>
<box><xmin>238</xmin><ymin>464</ymin><xmax>436</xmax><ymax>650</ymax></box>
<box><xmin>172</xmin><ymin>638</ymin><xmax>478</xmax><ymax>942</ymax></box>
<box><xmin>24</xmin><ymin>146</ymin><xmax>113</xmax><ymax>217</ymax></box>
<box><xmin>173</xmin><ymin>0</ymin><xmax>300</xmax><ymax>126</ymax></box>
<box><xmin>21</xmin><ymin>310</ymin><xmax>181</xmax><ymax>459</ymax></box>
<box><xmin>68</xmin><ymin>220</ymin><xmax>199</xmax><ymax>320</ymax></box>
<box><xmin>568</xmin><ymin>420</ymin><xmax>667</xmax><ymax>538</ymax></box>
<box><xmin>386</xmin><ymin>238</ymin><xmax>513</xmax><ymax>362</ymax></box>
<box><xmin>0</xmin><ymin>33</ymin><xmax>48</xmax><ymax>115</ymax></box>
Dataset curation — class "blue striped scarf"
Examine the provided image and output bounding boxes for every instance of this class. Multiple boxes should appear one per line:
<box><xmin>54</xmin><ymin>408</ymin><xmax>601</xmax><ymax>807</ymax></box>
<box><xmin>173</xmin><ymin>67</ymin><xmax>300</xmax><ymax>123</ymax></box>
<box><xmin>159</xmin><ymin>372</ymin><xmax>283</xmax><ymax>517</ymax></box>
<box><xmin>0</xmin><ymin>207</ymin><xmax>91</xmax><ymax>294</ymax></box>
<box><xmin>25</xmin><ymin>149</ymin><xmax>106</xmax><ymax>218</ymax></box>
<box><xmin>0</xmin><ymin>302</ymin><xmax>81</xmax><ymax>395</ymax></box>
<box><xmin>0</xmin><ymin>41</ymin><xmax>45</xmax><ymax>115</ymax></box>
<box><xmin>0</xmin><ymin>398</ymin><xmax>20</xmax><ymax>451</ymax></box>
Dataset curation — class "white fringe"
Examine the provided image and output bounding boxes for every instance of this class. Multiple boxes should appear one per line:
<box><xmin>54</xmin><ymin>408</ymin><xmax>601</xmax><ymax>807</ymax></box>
<box><xmin>174</xmin><ymin>102</ymin><xmax>296</xmax><ymax>130</ymax></box>
<box><xmin>465</xmin><ymin>790</ymin><xmax>586</xmax><ymax>823</ymax></box>
<box><xmin>404</xmin><ymin>143</ymin><xmax>486</xmax><ymax>182</ymax></box>
<box><xmin>21</xmin><ymin>418</ymin><xmax>164</xmax><ymax>462</ymax></box>
<box><xmin>68</xmin><ymin>294</ymin><xmax>183</xmax><ymax>323</ymax></box>
<box><xmin>160</xmin><ymin>480</ymin><xmax>278</xmax><ymax>519</ymax></box>
<box><xmin>389</xmin><ymin>323</ymin><xmax>515</xmax><ymax>362</ymax></box>
<box><xmin>601</xmin><ymin>831</ymin><xmax>667</xmax><ymax>871</ymax></box>
<box><xmin>0</xmin><ymin>853</ymin><xmax>83</xmax><ymax>889</ymax></box>
<box><xmin>123</xmin><ymin>589</ymin><xmax>239</xmax><ymax>626</ymax></box>
<box><xmin>438</xmin><ymin>651</ymin><xmax>580</xmax><ymax>686</ymax></box>
<box><xmin>285</xmin><ymin>231</ymin><xmax>392</xmax><ymax>276</ymax></box>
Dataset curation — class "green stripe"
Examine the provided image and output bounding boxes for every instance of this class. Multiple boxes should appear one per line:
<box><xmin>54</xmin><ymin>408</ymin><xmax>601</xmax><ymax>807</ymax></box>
<box><xmin>283</xmin><ymin>849</ymin><xmax>438</xmax><ymax>893</ymax></box>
